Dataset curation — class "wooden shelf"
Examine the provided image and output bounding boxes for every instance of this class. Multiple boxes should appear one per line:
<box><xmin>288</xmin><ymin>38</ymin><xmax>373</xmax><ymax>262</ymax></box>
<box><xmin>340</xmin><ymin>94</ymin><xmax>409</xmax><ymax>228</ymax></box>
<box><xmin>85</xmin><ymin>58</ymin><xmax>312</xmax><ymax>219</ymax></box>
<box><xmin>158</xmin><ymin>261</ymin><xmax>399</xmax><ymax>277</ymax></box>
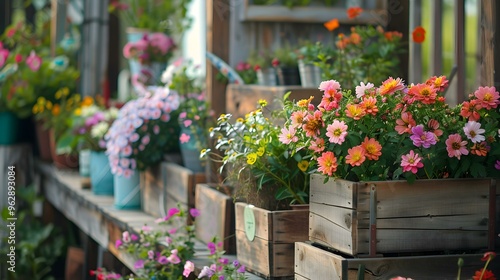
<box><xmin>36</xmin><ymin>162</ymin><xmax>264</xmax><ymax>279</ymax></box>
<box><xmin>239</xmin><ymin>0</ymin><xmax>388</xmax><ymax>25</ymax></box>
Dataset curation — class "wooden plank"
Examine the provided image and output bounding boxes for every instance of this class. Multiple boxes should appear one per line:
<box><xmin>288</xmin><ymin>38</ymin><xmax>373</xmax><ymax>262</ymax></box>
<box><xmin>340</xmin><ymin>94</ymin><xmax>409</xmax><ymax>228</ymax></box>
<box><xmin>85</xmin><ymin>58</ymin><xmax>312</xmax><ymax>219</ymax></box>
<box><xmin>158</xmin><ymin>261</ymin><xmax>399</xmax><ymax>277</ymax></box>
<box><xmin>140</xmin><ymin>165</ymin><xmax>163</xmax><ymax>218</ymax></box>
<box><xmin>225</xmin><ymin>84</ymin><xmax>322</xmax><ymax>119</ymax></box>
<box><xmin>480</xmin><ymin>0</ymin><xmax>495</xmax><ymax>86</ymax></box>
<box><xmin>235</xmin><ymin>202</ymin><xmax>271</xmax><ymax>240</ymax></box>
<box><xmin>240</xmin><ymin>0</ymin><xmax>387</xmax><ymax>25</ymax></box>
<box><xmin>296</xmin><ymin>242</ymin><xmax>500</xmax><ymax>279</ymax></box>
<box><xmin>309</xmin><ymin>175</ymin><xmax>495</xmax><ymax>256</ymax></box>
<box><xmin>162</xmin><ymin>162</ymin><xmax>206</xmax><ymax>206</ymax></box>
<box><xmin>271</xmin><ymin>209</ymin><xmax>309</xmax><ymax>243</ymax></box>
<box><xmin>194</xmin><ymin>183</ymin><xmax>236</xmax><ymax>254</ymax></box>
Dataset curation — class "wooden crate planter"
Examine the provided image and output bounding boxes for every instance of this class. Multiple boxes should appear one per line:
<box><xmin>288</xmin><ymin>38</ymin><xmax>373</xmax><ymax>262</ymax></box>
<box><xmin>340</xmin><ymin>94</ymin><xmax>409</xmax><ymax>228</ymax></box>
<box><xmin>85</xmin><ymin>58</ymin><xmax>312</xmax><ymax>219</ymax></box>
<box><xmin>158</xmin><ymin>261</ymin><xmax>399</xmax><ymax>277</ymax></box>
<box><xmin>141</xmin><ymin>164</ymin><xmax>163</xmax><ymax>218</ymax></box>
<box><xmin>295</xmin><ymin>242</ymin><xmax>500</xmax><ymax>279</ymax></box>
<box><xmin>235</xmin><ymin>202</ymin><xmax>308</xmax><ymax>278</ymax></box>
<box><xmin>162</xmin><ymin>162</ymin><xmax>206</xmax><ymax>223</ymax></box>
<box><xmin>194</xmin><ymin>183</ymin><xmax>236</xmax><ymax>254</ymax></box>
<box><xmin>309</xmin><ymin>174</ymin><xmax>497</xmax><ymax>256</ymax></box>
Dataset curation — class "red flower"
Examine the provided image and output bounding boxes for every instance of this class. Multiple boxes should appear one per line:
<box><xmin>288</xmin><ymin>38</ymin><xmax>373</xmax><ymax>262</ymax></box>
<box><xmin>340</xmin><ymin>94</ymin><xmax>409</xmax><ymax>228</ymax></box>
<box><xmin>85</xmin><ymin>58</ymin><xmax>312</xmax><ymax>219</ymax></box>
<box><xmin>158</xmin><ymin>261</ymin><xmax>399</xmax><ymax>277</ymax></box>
<box><xmin>472</xmin><ymin>269</ymin><xmax>496</xmax><ymax>280</ymax></box>
<box><xmin>482</xmin><ymin>252</ymin><xmax>497</xmax><ymax>262</ymax></box>
<box><xmin>412</xmin><ymin>26</ymin><xmax>426</xmax><ymax>43</ymax></box>
<box><xmin>14</xmin><ymin>54</ymin><xmax>23</xmax><ymax>63</ymax></box>
<box><xmin>347</xmin><ymin>7</ymin><xmax>363</xmax><ymax>19</ymax></box>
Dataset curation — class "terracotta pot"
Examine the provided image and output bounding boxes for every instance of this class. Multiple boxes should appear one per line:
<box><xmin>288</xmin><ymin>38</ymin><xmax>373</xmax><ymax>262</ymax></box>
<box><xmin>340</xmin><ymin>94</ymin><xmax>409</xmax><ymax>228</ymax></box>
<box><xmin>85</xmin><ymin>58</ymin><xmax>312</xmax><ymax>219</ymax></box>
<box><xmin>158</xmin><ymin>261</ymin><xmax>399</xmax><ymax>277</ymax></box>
<box><xmin>49</xmin><ymin>129</ymin><xmax>79</xmax><ymax>169</ymax></box>
<box><xmin>34</xmin><ymin>120</ymin><xmax>53</xmax><ymax>162</ymax></box>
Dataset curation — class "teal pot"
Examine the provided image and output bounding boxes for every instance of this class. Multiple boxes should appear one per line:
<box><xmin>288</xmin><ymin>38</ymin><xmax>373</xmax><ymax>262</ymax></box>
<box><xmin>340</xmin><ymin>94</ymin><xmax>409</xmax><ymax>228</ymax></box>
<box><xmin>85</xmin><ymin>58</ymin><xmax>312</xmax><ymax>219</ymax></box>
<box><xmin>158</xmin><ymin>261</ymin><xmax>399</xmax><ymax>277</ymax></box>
<box><xmin>179</xmin><ymin>125</ymin><xmax>206</xmax><ymax>173</ymax></box>
<box><xmin>113</xmin><ymin>171</ymin><xmax>141</xmax><ymax>210</ymax></box>
<box><xmin>90</xmin><ymin>151</ymin><xmax>114</xmax><ymax>195</ymax></box>
<box><xmin>79</xmin><ymin>149</ymin><xmax>91</xmax><ymax>178</ymax></box>
<box><xmin>0</xmin><ymin>111</ymin><xmax>19</xmax><ymax>145</ymax></box>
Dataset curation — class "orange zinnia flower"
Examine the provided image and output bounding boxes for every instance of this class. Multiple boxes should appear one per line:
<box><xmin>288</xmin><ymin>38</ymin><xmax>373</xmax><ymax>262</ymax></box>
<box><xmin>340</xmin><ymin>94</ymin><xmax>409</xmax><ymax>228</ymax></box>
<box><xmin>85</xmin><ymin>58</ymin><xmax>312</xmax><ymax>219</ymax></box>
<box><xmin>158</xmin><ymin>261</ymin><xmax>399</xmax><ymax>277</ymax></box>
<box><xmin>361</xmin><ymin>137</ymin><xmax>382</xmax><ymax>160</ymax></box>
<box><xmin>347</xmin><ymin>6</ymin><xmax>363</xmax><ymax>19</ymax></box>
<box><xmin>345</xmin><ymin>104</ymin><xmax>366</xmax><ymax>120</ymax></box>
<box><xmin>345</xmin><ymin>145</ymin><xmax>366</xmax><ymax>166</ymax></box>
<box><xmin>412</xmin><ymin>26</ymin><xmax>426</xmax><ymax>43</ymax></box>
<box><xmin>324</xmin><ymin>18</ymin><xmax>339</xmax><ymax>32</ymax></box>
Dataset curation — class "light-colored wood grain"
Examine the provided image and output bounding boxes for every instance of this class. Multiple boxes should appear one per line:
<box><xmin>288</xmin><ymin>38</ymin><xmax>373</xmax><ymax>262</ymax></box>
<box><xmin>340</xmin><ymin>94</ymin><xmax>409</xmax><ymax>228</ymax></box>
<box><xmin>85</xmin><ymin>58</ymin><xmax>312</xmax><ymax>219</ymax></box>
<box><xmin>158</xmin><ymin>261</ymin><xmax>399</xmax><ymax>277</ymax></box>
<box><xmin>309</xmin><ymin>174</ymin><xmax>496</xmax><ymax>256</ymax></box>
<box><xmin>480</xmin><ymin>0</ymin><xmax>495</xmax><ymax>86</ymax></box>
<box><xmin>295</xmin><ymin>242</ymin><xmax>500</xmax><ymax>279</ymax></box>
<box><xmin>162</xmin><ymin>162</ymin><xmax>206</xmax><ymax>207</ymax></box>
<box><xmin>141</xmin><ymin>165</ymin><xmax>163</xmax><ymax>218</ymax></box>
<box><xmin>194</xmin><ymin>184</ymin><xmax>235</xmax><ymax>254</ymax></box>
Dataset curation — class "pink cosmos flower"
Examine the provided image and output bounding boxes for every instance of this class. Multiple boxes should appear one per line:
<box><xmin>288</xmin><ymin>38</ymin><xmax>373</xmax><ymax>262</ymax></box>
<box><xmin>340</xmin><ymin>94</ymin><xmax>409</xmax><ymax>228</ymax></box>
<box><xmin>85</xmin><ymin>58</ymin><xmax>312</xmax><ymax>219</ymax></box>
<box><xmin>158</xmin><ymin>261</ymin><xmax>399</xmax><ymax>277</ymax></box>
<box><xmin>395</xmin><ymin>112</ymin><xmax>416</xmax><ymax>135</ymax></box>
<box><xmin>474</xmin><ymin>86</ymin><xmax>500</xmax><ymax>110</ymax></box>
<box><xmin>167</xmin><ymin>249</ymin><xmax>181</xmax><ymax>264</ymax></box>
<box><xmin>309</xmin><ymin>137</ymin><xmax>325</xmax><ymax>153</ymax></box>
<box><xmin>115</xmin><ymin>239</ymin><xmax>122</xmax><ymax>248</ymax></box>
<box><xmin>165</xmin><ymin>207</ymin><xmax>180</xmax><ymax>220</ymax></box>
<box><xmin>445</xmin><ymin>134</ymin><xmax>469</xmax><ymax>159</ymax></box>
<box><xmin>326</xmin><ymin>120</ymin><xmax>348</xmax><ymax>144</ymax></box>
<box><xmin>409</xmin><ymin>125</ymin><xmax>437</xmax><ymax>148</ymax></box>
<box><xmin>183</xmin><ymin>261</ymin><xmax>195</xmax><ymax>277</ymax></box>
<box><xmin>179</xmin><ymin>133</ymin><xmax>191</xmax><ymax>143</ymax></box>
<box><xmin>317</xmin><ymin>151</ymin><xmax>338</xmax><ymax>176</ymax></box>
<box><xmin>158</xmin><ymin>256</ymin><xmax>168</xmax><ymax>265</ymax></box>
<box><xmin>463</xmin><ymin>121</ymin><xmax>485</xmax><ymax>143</ymax></box>
<box><xmin>278</xmin><ymin>126</ymin><xmax>298</xmax><ymax>144</ymax></box>
<box><xmin>183</xmin><ymin>119</ymin><xmax>192</xmax><ymax>127</ymax></box>
<box><xmin>355</xmin><ymin>81</ymin><xmax>374</xmax><ymax>98</ymax></box>
<box><xmin>401</xmin><ymin>150</ymin><xmax>424</xmax><ymax>174</ymax></box>
<box><xmin>26</xmin><ymin>50</ymin><xmax>42</xmax><ymax>71</ymax></box>
<box><xmin>290</xmin><ymin>111</ymin><xmax>306</xmax><ymax>127</ymax></box>
<box><xmin>379</xmin><ymin>77</ymin><xmax>405</xmax><ymax>95</ymax></box>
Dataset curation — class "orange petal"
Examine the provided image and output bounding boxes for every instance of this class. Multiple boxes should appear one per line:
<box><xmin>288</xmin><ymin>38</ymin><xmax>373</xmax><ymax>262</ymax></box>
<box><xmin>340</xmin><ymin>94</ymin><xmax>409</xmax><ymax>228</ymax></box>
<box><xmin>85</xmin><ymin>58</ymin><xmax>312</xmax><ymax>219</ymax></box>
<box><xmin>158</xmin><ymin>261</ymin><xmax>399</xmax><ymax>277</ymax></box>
<box><xmin>324</xmin><ymin>18</ymin><xmax>340</xmax><ymax>32</ymax></box>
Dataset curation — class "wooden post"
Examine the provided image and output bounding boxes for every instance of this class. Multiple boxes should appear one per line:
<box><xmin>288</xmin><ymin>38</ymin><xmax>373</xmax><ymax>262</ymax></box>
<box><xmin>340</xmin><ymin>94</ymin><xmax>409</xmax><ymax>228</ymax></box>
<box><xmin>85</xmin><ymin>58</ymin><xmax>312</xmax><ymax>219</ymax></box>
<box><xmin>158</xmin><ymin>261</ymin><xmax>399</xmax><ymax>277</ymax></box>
<box><xmin>408</xmin><ymin>0</ymin><xmax>422</xmax><ymax>84</ymax></box>
<box><xmin>386</xmin><ymin>0</ymin><xmax>410</xmax><ymax>82</ymax></box>
<box><xmin>454</xmin><ymin>0</ymin><xmax>466</xmax><ymax>103</ymax></box>
<box><xmin>50</xmin><ymin>0</ymin><xmax>67</xmax><ymax>57</ymax></box>
<box><xmin>206</xmin><ymin>0</ymin><xmax>230</xmax><ymax>117</ymax></box>
<box><xmin>480</xmin><ymin>0</ymin><xmax>495</xmax><ymax>86</ymax></box>
<box><xmin>431</xmin><ymin>0</ymin><xmax>442</xmax><ymax>76</ymax></box>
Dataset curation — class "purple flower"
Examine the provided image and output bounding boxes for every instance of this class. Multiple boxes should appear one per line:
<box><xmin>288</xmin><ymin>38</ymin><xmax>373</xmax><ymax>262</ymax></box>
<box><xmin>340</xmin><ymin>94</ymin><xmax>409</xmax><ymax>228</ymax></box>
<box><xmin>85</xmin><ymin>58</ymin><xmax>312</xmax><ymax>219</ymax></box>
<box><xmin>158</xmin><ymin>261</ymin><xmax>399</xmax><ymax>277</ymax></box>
<box><xmin>158</xmin><ymin>256</ymin><xmax>168</xmax><ymax>265</ymax></box>
<box><xmin>148</xmin><ymin>250</ymin><xmax>155</xmax><ymax>259</ymax></box>
<box><xmin>207</xmin><ymin>242</ymin><xmax>216</xmax><ymax>255</ymax></box>
<box><xmin>164</xmin><ymin>207</ymin><xmax>180</xmax><ymax>220</ymax></box>
<box><xmin>495</xmin><ymin>160</ymin><xmax>500</xmax><ymax>170</ymax></box>
<box><xmin>131</xmin><ymin>234</ymin><xmax>138</xmax><ymax>241</ymax></box>
<box><xmin>189</xmin><ymin>208</ymin><xmax>201</xmax><ymax>217</ymax></box>
<box><xmin>233</xmin><ymin>260</ymin><xmax>240</xmax><ymax>267</ymax></box>
<box><xmin>218</xmin><ymin>258</ymin><xmax>229</xmax><ymax>265</ymax></box>
<box><xmin>198</xmin><ymin>266</ymin><xmax>215</xmax><ymax>278</ymax></box>
<box><xmin>237</xmin><ymin>264</ymin><xmax>246</xmax><ymax>273</ymax></box>
<box><xmin>115</xmin><ymin>239</ymin><xmax>122</xmax><ymax>248</ymax></box>
<box><xmin>134</xmin><ymin>259</ymin><xmax>144</xmax><ymax>269</ymax></box>
<box><xmin>409</xmin><ymin>125</ymin><xmax>437</xmax><ymax>148</ymax></box>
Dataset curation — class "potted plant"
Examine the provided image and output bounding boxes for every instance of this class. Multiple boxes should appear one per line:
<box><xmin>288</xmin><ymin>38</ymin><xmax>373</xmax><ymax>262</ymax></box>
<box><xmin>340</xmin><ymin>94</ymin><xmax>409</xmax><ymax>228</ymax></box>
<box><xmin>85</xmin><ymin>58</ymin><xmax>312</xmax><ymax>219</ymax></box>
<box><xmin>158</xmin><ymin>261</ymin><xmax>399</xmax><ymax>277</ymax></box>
<box><xmin>247</xmin><ymin>49</ymin><xmax>276</xmax><ymax>86</ymax></box>
<box><xmin>104</xmin><ymin>85</ymin><xmax>181</xmax><ymax>209</ymax></box>
<box><xmin>162</xmin><ymin>59</ymin><xmax>214</xmax><ymax>173</ymax></box>
<box><xmin>57</xmin><ymin>98</ymin><xmax>119</xmax><ymax>194</ymax></box>
<box><xmin>281</xmin><ymin>75</ymin><xmax>500</xmax><ymax>255</ymax></box>
<box><xmin>272</xmin><ymin>44</ymin><xmax>301</xmax><ymax>86</ymax></box>
<box><xmin>297</xmin><ymin>40</ymin><xmax>330</xmax><ymax>87</ymax></box>
<box><xmin>204</xmin><ymin>99</ymin><xmax>311</xmax><ymax>277</ymax></box>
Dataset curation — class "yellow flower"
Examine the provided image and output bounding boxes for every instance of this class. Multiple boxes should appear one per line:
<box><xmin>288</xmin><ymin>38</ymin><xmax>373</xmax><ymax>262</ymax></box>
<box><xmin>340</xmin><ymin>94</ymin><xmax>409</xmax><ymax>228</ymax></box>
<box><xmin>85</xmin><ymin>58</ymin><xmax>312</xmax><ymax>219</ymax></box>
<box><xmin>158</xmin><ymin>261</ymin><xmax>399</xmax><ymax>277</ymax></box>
<box><xmin>52</xmin><ymin>104</ymin><xmax>61</xmax><ymax>116</ymax></box>
<box><xmin>46</xmin><ymin>101</ymin><xmax>53</xmax><ymax>110</ymax></box>
<box><xmin>32</xmin><ymin>105</ymin><xmax>39</xmax><ymax>114</ymax></box>
<box><xmin>236</xmin><ymin>118</ymin><xmax>244</xmax><ymax>123</ymax></box>
<box><xmin>208</xmin><ymin>127</ymin><xmax>214</xmax><ymax>132</ymax></box>
<box><xmin>62</xmin><ymin>87</ymin><xmax>69</xmax><ymax>97</ymax></box>
<box><xmin>55</xmin><ymin>90</ymin><xmax>62</xmax><ymax>99</ymax></box>
<box><xmin>258</xmin><ymin>99</ymin><xmax>268</xmax><ymax>107</ymax></box>
<box><xmin>247</xmin><ymin>153</ymin><xmax>257</xmax><ymax>165</ymax></box>
<box><xmin>82</xmin><ymin>96</ymin><xmax>94</xmax><ymax>107</ymax></box>
<box><xmin>298</xmin><ymin>160</ymin><xmax>309</xmax><ymax>172</ymax></box>
<box><xmin>74</xmin><ymin>108</ymin><xmax>82</xmax><ymax>116</ymax></box>
<box><xmin>256</xmin><ymin>147</ymin><xmax>265</xmax><ymax>156</ymax></box>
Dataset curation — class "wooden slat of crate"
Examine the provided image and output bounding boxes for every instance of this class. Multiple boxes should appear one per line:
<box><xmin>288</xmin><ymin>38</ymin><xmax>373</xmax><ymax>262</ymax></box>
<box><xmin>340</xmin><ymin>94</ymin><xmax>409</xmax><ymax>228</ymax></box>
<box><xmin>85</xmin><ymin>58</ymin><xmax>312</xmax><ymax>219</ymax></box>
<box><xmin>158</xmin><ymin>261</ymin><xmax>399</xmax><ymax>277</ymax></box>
<box><xmin>309</xmin><ymin>175</ymin><xmax>493</xmax><ymax>256</ymax></box>
<box><xmin>295</xmin><ymin>242</ymin><xmax>500</xmax><ymax>280</ymax></box>
<box><xmin>140</xmin><ymin>165</ymin><xmax>163</xmax><ymax>218</ymax></box>
<box><xmin>234</xmin><ymin>202</ymin><xmax>308</xmax><ymax>278</ymax></box>
<box><xmin>194</xmin><ymin>183</ymin><xmax>236</xmax><ymax>254</ymax></box>
<box><xmin>225</xmin><ymin>84</ymin><xmax>321</xmax><ymax>119</ymax></box>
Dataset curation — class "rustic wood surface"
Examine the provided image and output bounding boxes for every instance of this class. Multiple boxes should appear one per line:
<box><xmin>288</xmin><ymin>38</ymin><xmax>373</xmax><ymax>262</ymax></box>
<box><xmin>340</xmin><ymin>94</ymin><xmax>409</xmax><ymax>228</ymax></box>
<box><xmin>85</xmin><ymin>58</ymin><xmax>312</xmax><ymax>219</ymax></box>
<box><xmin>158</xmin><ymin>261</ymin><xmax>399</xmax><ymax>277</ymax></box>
<box><xmin>141</xmin><ymin>165</ymin><xmax>164</xmax><ymax>218</ymax></box>
<box><xmin>37</xmin><ymin>161</ymin><xmax>265</xmax><ymax>279</ymax></box>
<box><xmin>295</xmin><ymin>241</ymin><xmax>500</xmax><ymax>279</ymax></box>
<box><xmin>194</xmin><ymin>183</ymin><xmax>236</xmax><ymax>254</ymax></box>
<box><xmin>309</xmin><ymin>174</ymin><xmax>496</xmax><ymax>256</ymax></box>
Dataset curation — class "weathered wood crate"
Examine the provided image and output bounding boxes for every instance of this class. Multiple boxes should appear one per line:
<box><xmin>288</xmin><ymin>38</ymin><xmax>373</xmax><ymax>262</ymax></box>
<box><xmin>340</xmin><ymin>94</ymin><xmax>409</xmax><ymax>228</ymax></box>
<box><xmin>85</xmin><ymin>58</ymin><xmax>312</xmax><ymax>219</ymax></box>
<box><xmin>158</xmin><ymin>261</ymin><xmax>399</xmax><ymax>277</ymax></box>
<box><xmin>295</xmin><ymin>241</ymin><xmax>500</xmax><ymax>279</ymax></box>
<box><xmin>163</xmin><ymin>162</ymin><xmax>206</xmax><ymax>224</ymax></box>
<box><xmin>194</xmin><ymin>183</ymin><xmax>236</xmax><ymax>254</ymax></box>
<box><xmin>235</xmin><ymin>202</ymin><xmax>308</xmax><ymax>279</ymax></box>
<box><xmin>309</xmin><ymin>174</ymin><xmax>497</xmax><ymax>256</ymax></box>
<box><xmin>141</xmin><ymin>162</ymin><xmax>206</xmax><ymax>220</ymax></box>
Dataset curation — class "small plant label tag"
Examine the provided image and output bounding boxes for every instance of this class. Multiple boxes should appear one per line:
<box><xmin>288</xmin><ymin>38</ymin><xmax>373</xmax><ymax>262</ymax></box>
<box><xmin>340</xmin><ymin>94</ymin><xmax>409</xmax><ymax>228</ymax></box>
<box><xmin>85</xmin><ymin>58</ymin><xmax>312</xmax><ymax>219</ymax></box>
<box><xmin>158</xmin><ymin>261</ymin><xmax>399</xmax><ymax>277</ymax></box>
<box><xmin>244</xmin><ymin>205</ymin><xmax>256</xmax><ymax>241</ymax></box>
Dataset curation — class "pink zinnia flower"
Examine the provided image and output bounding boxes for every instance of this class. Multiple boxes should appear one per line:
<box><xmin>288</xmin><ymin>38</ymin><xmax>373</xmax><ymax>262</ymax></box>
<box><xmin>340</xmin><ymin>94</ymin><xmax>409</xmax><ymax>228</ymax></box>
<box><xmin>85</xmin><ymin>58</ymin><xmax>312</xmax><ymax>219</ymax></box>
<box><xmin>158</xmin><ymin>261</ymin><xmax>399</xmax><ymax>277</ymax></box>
<box><xmin>183</xmin><ymin>119</ymin><xmax>192</xmax><ymax>127</ymax></box>
<box><xmin>167</xmin><ymin>249</ymin><xmax>181</xmax><ymax>264</ymax></box>
<box><xmin>395</xmin><ymin>112</ymin><xmax>416</xmax><ymax>134</ymax></box>
<box><xmin>317</xmin><ymin>151</ymin><xmax>338</xmax><ymax>176</ymax></box>
<box><xmin>379</xmin><ymin>77</ymin><xmax>405</xmax><ymax>95</ymax></box>
<box><xmin>290</xmin><ymin>111</ymin><xmax>306</xmax><ymax>127</ymax></box>
<box><xmin>409</xmin><ymin>125</ymin><xmax>437</xmax><ymax>148</ymax></box>
<box><xmin>355</xmin><ymin>82</ymin><xmax>374</xmax><ymax>98</ymax></box>
<box><xmin>445</xmin><ymin>134</ymin><xmax>469</xmax><ymax>159</ymax></box>
<box><xmin>26</xmin><ymin>50</ymin><xmax>42</xmax><ymax>71</ymax></box>
<box><xmin>149</xmin><ymin>32</ymin><xmax>174</xmax><ymax>54</ymax></box>
<box><xmin>158</xmin><ymin>256</ymin><xmax>168</xmax><ymax>265</ymax></box>
<box><xmin>474</xmin><ymin>86</ymin><xmax>500</xmax><ymax>110</ymax></box>
<box><xmin>318</xmin><ymin>80</ymin><xmax>342</xmax><ymax>111</ymax></box>
<box><xmin>309</xmin><ymin>137</ymin><xmax>325</xmax><ymax>153</ymax></box>
<box><xmin>325</xmin><ymin>120</ymin><xmax>348</xmax><ymax>144</ymax></box>
<box><xmin>279</xmin><ymin>126</ymin><xmax>298</xmax><ymax>144</ymax></box>
<box><xmin>463</xmin><ymin>121</ymin><xmax>485</xmax><ymax>143</ymax></box>
<box><xmin>401</xmin><ymin>150</ymin><xmax>424</xmax><ymax>174</ymax></box>
<box><xmin>179</xmin><ymin>133</ymin><xmax>190</xmax><ymax>143</ymax></box>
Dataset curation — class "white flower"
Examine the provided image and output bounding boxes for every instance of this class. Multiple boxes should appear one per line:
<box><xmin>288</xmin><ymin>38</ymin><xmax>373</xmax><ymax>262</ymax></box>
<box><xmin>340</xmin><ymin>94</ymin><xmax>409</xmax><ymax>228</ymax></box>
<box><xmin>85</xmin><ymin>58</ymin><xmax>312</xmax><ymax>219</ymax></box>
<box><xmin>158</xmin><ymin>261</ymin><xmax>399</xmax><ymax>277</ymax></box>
<box><xmin>91</xmin><ymin>122</ymin><xmax>109</xmax><ymax>139</ymax></box>
<box><xmin>463</xmin><ymin>121</ymin><xmax>485</xmax><ymax>143</ymax></box>
<box><xmin>80</xmin><ymin>105</ymin><xmax>99</xmax><ymax>117</ymax></box>
<box><xmin>355</xmin><ymin>82</ymin><xmax>374</xmax><ymax>98</ymax></box>
<box><xmin>105</xmin><ymin>107</ymin><xmax>119</xmax><ymax>120</ymax></box>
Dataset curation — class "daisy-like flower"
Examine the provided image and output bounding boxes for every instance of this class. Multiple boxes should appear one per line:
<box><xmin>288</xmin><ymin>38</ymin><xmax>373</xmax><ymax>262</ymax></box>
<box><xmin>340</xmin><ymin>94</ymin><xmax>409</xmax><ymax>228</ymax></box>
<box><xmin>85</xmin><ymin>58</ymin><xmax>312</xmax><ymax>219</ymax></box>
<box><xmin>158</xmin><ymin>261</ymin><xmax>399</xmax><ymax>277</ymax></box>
<box><xmin>26</xmin><ymin>50</ymin><xmax>42</xmax><ymax>71</ymax></box>
<box><xmin>410</xmin><ymin>125</ymin><xmax>437</xmax><ymax>148</ymax></box>
<box><xmin>290</xmin><ymin>111</ymin><xmax>307</xmax><ymax>127</ymax></box>
<box><xmin>395</xmin><ymin>112</ymin><xmax>416</xmax><ymax>135</ymax></box>
<box><xmin>445</xmin><ymin>134</ymin><xmax>469</xmax><ymax>159</ymax></box>
<box><xmin>317</xmin><ymin>151</ymin><xmax>338</xmax><ymax>176</ymax></box>
<box><xmin>408</xmin><ymin>83</ymin><xmax>437</xmax><ymax>104</ymax></box>
<box><xmin>325</xmin><ymin>120</ymin><xmax>348</xmax><ymax>144</ymax></box>
<box><xmin>355</xmin><ymin>81</ymin><xmax>374</xmax><ymax>98</ymax></box>
<box><xmin>470</xmin><ymin>141</ymin><xmax>489</xmax><ymax>156</ymax></box>
<box><xmin>427</xmin><ymin>119</ymin><xmax>443</xmax><ymax>138</ymax></box>
<box><xmin>360</xmin><ymin>96</ymin><xmax>378</xmax><ymax>115</ymax></box>
<box><xmin>425</xmin><ymin>75</ymin><xmax>449</xmax><ymax>92</ymax></box>
<box><xmin>361</xmin><ymin>137</ymin><xmax>382</xmax><ymax>160</ymax></box>
<box><xmin>309</xmin><ymin>137</ymin><xmax>325</xmax><ymax>154</ymax></box>
<box><xmin>318</xmin><ymin>80</ymin><xmax>342</xmax><ymax>111</ymax></box>
<box><xmin>345</xmin><ymin>104</ymin><xmax>366</xmax><ymax>120</ymax></box>
<box><xmin>379</xmin><ymin>77</ymin><xmax>405</xmax><ymax>95</ymax></box>
<box><xmin>279</xmin><ymin>126</ymin><xmax>298</xmax><ymax>144</ymax></box>
<box><xmin>345</xmin><ymin>145</ymin><xmax>366</xmax><ymax>166</ymax></box>
<box><xmin>400</xmin><ymin>150</ymin><xmax>424</xmax><ymax>174</ymax></box>
<box><xmin>302</xmin><ymin>110</ymin><xmax>324</xmax><ymax>137</ymax></box>
<box><xmin>463</xmin><ymin>121</ymin><xmax>485</xmax><ymax>143</ymax></box>
<box><xmin>474</xmin><ymin>86</ymin><xmax>500</xmax><ymax>110</ymax></box>
<box><xmin>460</xmin><ymin>100</ymin><xmax>481</xmax><ymax>121</ymax></box>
